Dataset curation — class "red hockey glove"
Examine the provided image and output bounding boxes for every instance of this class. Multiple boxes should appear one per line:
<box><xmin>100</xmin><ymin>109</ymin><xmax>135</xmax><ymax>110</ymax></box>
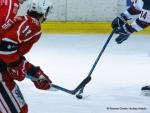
<box><xmin>32</xmin><ymin>67</ymin><xmax>52</xmax><ymax>90</ymax></box>
<box><xmin>7</xmin><ymin>57</ymin><xmax>31</xmax><ymax>81</ymax></box>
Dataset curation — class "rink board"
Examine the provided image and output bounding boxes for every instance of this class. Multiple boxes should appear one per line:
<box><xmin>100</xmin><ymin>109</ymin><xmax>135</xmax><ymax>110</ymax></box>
<box><xmin>41</xmin><ymin>22</ymin><xmax>150</xmax><ymax>34</ymax></box>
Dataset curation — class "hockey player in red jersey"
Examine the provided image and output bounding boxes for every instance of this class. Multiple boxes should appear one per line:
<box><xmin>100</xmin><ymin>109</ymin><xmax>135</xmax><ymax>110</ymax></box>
<box><xmin>0</xmin><ymin>0</ymin><xmax>27</xmax><ymax>37</ymax></box>
<box><xmin>0</xmin><ymin>0</ymin><xmax>53</xmax><ymax>112</ymax></box>
<box><xmin>111</xmin><ymin>0</ymin><xmax>150</xmax><ymax>95</ymax></box>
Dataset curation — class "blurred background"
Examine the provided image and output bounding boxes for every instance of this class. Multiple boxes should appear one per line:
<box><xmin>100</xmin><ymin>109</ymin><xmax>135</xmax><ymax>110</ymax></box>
<box><xmin>17</xmin><ymin>0</ymin><xmax>150</xmax><ymax>34</ymax></box>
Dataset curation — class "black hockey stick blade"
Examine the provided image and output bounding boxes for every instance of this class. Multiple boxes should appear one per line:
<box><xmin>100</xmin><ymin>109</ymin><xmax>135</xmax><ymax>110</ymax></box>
<box><xmin>73</xmin><ymin>76</ymin><xmax>91</xmax><ymax>93</ymax></box>
<box><xmin>51</xmin><ymin>76</ymin><xmax>91</xmax><ymax>95</ymax></box>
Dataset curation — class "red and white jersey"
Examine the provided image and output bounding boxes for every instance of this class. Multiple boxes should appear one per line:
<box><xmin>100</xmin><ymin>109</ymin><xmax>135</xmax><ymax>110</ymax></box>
<box><xmin>0</xmin><ymin>16</ymin><xmax>42</xmax><ymax>64</ymax></box>
<box><xmin>0</xmin><ymin>0</ymin><xmax>20</xmax><ymax>34</ymax></box>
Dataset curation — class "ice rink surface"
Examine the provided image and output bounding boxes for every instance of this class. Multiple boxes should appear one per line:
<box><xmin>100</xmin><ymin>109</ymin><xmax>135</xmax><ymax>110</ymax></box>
<box><xmin>18</xmin><ymin>34</ymin><xmax>150</xmax><ymax>113</ymax></box>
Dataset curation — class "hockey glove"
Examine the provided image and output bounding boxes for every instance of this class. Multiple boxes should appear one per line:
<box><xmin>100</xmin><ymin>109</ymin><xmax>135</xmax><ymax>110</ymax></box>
<box><xmin>7</xmin><ymin>56</ymin><xmax>31</xmax><ymax>81</ymax></box>
<box><xmin>115</xmin><ymin>23</ymin><xmax>136</xmax><ymax>44</ymax></box>
<box><xmin>112</xmin><ymin>13</ymin><xmax>129</xmax><ymax>29</ymax></box>
<box><xmin>32</xmin><ymin>67</ymin><xmax>52</xmax><ymax>90</ymax></box>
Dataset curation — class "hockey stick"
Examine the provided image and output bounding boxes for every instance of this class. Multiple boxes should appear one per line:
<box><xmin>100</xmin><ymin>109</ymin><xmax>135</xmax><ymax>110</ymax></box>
<box><xmin>26</xmin><ymin>74</ymin><xmax>91</xmax><ymax>95</ymax></box>
<box><xmin>75</xmin><ymin>29</ymin><xmax>115</xmax><ymax>98</ymax></box>
<box><xmin>26</xmin><ymin>30</ymin><xmax>115</xmax><ymax>97</ymax></box>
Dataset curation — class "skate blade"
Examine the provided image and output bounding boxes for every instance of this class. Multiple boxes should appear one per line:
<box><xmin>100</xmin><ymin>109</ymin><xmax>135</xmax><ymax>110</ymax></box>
<box><xmin>141</xmin><ymin>90</ymin><xmax>150</xmax><ymax>96</ymax></box>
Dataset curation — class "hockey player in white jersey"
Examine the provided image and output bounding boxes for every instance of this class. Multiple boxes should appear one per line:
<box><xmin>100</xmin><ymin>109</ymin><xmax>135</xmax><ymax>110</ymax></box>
<box><xmin>111</xmin><ymin>0</ymin><xmax>150</xmax><ymax>95</ymax></box>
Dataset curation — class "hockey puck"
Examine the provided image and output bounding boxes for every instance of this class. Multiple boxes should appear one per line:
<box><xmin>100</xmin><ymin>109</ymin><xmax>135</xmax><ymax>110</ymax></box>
<box><xmin>76</xmin><ymin>94</ymin><xmax>83</xmax><ymax>99</ymax></box>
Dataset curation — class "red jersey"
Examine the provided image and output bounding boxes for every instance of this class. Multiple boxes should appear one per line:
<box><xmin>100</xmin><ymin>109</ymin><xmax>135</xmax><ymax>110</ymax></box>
<box><xmin>0</xmin><ymin>0</ymin><xmax>20</xmax><ymax>35</ymax></box>
<box><xmin>0</xmin><ymin>16</ymin><xmax>42</xmax><ymax>63</ymax></box>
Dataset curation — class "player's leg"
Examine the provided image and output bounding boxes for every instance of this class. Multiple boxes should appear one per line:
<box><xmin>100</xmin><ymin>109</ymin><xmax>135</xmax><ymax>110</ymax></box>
<box><xmin>0</xmin><ymin>80</ymin><xmax>28</xmax><ymax>113</ymax></box>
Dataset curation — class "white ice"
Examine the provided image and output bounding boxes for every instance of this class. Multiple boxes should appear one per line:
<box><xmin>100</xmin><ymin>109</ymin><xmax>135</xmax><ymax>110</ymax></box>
<box><xmin>17</xmin><ymin>34</ymin><xmax>150</xmax><ymax>113</ymax></box>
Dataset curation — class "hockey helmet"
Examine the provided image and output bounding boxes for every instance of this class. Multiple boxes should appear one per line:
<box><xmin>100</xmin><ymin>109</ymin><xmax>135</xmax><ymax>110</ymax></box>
<box><xmin>27</xmin><ymin>0</ymin><xmax>53</xmax><ymax>21</ymax></box>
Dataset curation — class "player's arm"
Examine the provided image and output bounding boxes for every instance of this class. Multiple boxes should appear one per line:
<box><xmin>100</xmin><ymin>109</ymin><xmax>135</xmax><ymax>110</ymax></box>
<box><xmin>113</xmin><ymin>4</ymin><xmax>150</xmax><ymax>44</ymax></box>
<box><xmin>126</xmin><ymin>0</ymin><xmax>142</xmax><ymax>15</ymax></box>
<box><xmin>112</xmin><ymin>0</ymin><xmax>143</xmax><ymax>29</ymax></box>
<box><xmin>122</xmin><ymin>0</ymin><xmax>143</xmax><ymax>19</ymax></box>
<box><xmin>112</xmin><ymin>19</ymin><xmax>149</xmax><ymax>44</ymax></box>
<box><xmin>0</xmin><ymin>38</ymin><xmax>52</xmax><ymax>90</ymax></box>
<box><xmin>132</xmin><ymin>0</ymin><xmax>150</xmax><ymax>31</ymax></box>
<box><xmin>0</xmin><ymin>2</ymin><xmax>22</xmax><ymax>36</ymax></box>
<box><xmin>0</xmin><ymin>36</ymin><xmax>51</xmax><ymax>90</ymax></box>
<box><xmin>7</xmin><ymin>56</ymin><xmax>52</xmax><ymax>90</ymax></box>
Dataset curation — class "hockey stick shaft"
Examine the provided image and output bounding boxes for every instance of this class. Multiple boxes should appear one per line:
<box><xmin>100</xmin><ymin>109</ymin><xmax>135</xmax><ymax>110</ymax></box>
<box><xmin>26</xmin><ymin>30</ymin><xmax>115</xmax><ymax>96</ymax></box>
<box><xmin>88</xmin><ymin>30</ymin><xmax>115</xmax><ymax>77</ymax></box>
<box><xmin>26</xmin><ymin>75</ymin><xmax>76</xmax><ymax>94</ymax></box>
<box><xmin>76</xmin><ymin>30</ymin><xmax>115</xmax><ymax>94</ymax></box>
<box><xmin>26</xmin><ymin>74</ymin><xmax>91</xmax><ymax>95</ymax></box>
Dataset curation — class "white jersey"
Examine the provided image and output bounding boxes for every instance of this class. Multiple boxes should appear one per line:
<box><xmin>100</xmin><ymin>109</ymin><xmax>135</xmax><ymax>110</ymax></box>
<box><xmin>124</xmin><ymin>0</ymin><xmax>150</xmax><ymax>31</ymax></box>
<box><xmin>131</xmin><ymin>0</ymin><xmax>143</xmax><ymax>11</ymax></box>
<box><xmin>132</xmin><ymin>0</ymin><xmax>150</xmax><ymax>23</ymax></box>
